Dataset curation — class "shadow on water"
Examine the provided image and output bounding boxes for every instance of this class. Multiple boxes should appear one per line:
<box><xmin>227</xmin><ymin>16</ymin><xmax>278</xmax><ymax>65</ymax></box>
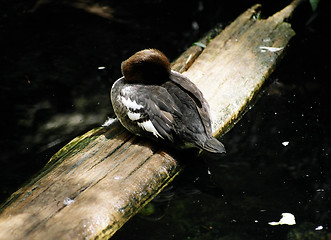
<box><xmin>0</xmin><ymin>0</ymin><xmax>330</xmax><ymax>239</ymax></box>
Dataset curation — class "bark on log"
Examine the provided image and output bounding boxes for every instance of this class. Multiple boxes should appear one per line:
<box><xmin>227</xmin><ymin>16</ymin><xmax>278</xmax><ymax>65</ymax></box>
<box><xmin>0</xmin><ymin>1</ymin><xmax>301</xmax><ymax>239</ymax></box>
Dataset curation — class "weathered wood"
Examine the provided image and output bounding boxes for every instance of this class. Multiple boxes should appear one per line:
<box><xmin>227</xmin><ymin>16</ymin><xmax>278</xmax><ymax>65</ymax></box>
<box><xmin>0</xmin><ymin>1</ymin><xmax>301</xmax><ymax>239</ymax></box>
<box><xmin>184</xmin><ymin>1</ymin><xmax>300</xmax><ymax>136</ymax></box>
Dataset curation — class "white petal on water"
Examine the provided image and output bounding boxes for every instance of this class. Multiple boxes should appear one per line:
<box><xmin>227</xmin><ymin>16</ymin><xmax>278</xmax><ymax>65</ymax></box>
<box><xmin>315</xmin><ymin>226</ymin><xmax>323</xmax><ymax>231</ymax></box>
<box><xmin>282</xmin><ymin>141</ymin><xmax>289</xmax><ymax>146</ymax></box>
<box><xmin>268</xmin><ymin>213</ymin><xmax>296</xmax><ymax>226</ymax></box>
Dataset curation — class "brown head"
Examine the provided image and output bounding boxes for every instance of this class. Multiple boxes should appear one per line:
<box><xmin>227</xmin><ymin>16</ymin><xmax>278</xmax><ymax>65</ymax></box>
<box><xmin>121</xmin><ymin>49</ymin><xmax>171</xmax><ymax>84</ymax></box>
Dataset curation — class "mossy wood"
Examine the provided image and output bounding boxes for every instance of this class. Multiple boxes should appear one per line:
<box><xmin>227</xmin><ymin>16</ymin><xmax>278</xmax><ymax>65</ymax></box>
<box><xmin>0</xmin><ymin>1</ymin><xmax>301</xmax><ymax>239</ymax></box>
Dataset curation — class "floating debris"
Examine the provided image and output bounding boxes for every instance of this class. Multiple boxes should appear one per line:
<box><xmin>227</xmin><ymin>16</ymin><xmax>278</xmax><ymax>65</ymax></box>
<box><xmin>315</xmin><ymin>225</ymin><xmax>323</xmax><ymax>231</ymax></box>
<box><xmin>268</xmin><ymin>213</ymin><xmax>296</xmax><ymax>226</ymax></box>
<box><xmin>282</xmin><ymin>141</ymin><xmax>289</xmax><ymax>146</ymax></box>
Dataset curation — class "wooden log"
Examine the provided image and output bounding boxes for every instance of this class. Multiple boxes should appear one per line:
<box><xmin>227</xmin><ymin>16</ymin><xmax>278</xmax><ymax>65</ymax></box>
<box><xmin>0</xmin><ymin>1</ymin><xmax>301</xmax><ymax>239</ymax></box>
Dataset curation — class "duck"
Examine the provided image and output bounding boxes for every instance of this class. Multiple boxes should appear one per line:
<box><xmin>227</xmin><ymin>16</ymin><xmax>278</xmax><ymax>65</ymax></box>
<box><xmin>111</xmin><ymin>49</ymin><xmax>225</xmax><ymax>153</ymax></box>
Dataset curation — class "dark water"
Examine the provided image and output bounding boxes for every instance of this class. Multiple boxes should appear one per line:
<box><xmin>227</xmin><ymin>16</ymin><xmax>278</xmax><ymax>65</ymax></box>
<box><xmin>1</xmin><ymin>0</ymin><xmax>330</xmax><ymax>239</ymax></box>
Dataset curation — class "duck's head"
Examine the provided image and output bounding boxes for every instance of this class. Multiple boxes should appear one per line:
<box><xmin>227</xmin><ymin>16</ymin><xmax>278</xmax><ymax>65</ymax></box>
<box><xmin>121</xmin><ymin>49</ymin><xmax>171</xmax><ymax>85</ymax></box>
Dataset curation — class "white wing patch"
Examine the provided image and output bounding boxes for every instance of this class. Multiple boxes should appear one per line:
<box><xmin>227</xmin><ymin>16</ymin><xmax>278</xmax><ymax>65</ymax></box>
<box><xmin>127</xmin><ymin>112</ymin><xmax>141</xmax><ymax>121</ymax></box>
<box><xmin>121</xmin><ymin>96</ymin><xmax>143</xmax><ymax>121</ymax></box>
<box><xmin>138</xmin><ymin>120</ymin><xmax>164</xmax><ymax>139</ymax></box>
<box><xmin>121</xmin><ymin>96</ymin><xmax>144</xmax><ymax>110</ymax></box>
<box><xmin>121</xmin><ymin>95</ymin><xmax>163</xmax><ymax>139</ymax></box>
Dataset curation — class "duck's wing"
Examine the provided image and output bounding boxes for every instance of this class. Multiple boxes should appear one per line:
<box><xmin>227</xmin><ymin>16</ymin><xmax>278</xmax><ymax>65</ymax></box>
<box><xmin>169</xmin><ymin>70</ymin><xmax>213</xmax><ymax>136</ymax></box>
<box><xmin>120</xmin><ymin>85</ymin><xmax>182</xmax><ymax>142</ymax></box>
